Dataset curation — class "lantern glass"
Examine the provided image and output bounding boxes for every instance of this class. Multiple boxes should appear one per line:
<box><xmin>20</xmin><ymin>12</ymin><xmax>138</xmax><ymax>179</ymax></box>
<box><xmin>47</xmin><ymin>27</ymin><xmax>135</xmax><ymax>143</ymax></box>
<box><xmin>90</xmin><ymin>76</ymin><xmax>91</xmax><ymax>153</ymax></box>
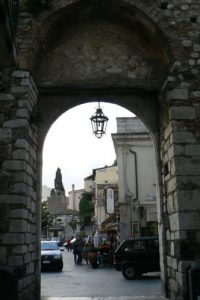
<box><xmin>90</xmin><ymin>104</ymin><xmax>109</xmax><ymax>139</ymax></box>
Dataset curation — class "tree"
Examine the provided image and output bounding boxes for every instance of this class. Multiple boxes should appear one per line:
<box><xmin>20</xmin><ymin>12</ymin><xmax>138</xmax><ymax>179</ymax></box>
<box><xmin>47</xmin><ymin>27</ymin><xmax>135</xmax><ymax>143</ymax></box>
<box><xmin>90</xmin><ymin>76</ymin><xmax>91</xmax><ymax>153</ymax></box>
<box><xmin>79</xmin><ymin>193</ymin><xmax>94</xmax><ymax>226</ymax></box>
<box><xmin>41</xmin><ymin>201</ymin><xmax>53</xmax><ymax>231</ymax></box>
<box><xmin>54</xmin><ymin>167</ymin><xmax>65</xmax><ymax>193</ymax></box>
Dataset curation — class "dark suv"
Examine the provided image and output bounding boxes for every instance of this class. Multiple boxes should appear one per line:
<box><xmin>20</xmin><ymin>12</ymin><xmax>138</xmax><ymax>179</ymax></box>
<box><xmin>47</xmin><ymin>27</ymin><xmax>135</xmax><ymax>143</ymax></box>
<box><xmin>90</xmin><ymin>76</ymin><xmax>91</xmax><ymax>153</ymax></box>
<box><xmin>113</xmin><ymin>236</ymin><xmax>160</xmax><ymax>280</ymax></box>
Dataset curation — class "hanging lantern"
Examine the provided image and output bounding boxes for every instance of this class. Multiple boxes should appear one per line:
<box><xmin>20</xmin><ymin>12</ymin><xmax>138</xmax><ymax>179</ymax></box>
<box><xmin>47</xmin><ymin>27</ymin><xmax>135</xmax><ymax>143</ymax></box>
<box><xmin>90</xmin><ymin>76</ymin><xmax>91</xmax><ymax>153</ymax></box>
<box><xmin>90</xmin><ymin>102</ymin><xmax>109</xmax><ymax>139</ymax></box>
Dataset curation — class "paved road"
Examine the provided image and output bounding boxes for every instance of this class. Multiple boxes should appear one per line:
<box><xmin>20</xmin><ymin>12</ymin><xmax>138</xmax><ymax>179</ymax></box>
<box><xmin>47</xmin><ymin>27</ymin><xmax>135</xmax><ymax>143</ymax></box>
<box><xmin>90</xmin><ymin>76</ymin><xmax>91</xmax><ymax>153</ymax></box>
<box><xmin>41</xmin><ymin>248</ymin><xmax>164</xmax><ymax>300</ymax></box>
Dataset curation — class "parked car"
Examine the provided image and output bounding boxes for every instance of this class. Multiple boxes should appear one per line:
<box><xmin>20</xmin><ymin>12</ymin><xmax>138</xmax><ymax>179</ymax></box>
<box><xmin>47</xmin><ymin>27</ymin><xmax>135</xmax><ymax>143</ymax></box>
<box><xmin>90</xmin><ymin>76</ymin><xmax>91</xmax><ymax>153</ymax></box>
<box><xmin>113</xmin><ymin>236</ymin><xmax>160</xmax><ymax>280</ymax></box>
<box><xmin>41</xmin><ymin>240</ymin><xmax>63</xmax><ymax>271</ymax></box>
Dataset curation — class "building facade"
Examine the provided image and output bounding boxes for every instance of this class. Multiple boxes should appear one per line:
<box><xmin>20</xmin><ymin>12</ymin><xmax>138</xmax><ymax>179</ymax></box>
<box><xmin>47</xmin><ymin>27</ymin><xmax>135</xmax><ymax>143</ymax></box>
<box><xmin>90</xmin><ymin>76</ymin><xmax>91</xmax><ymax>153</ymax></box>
<box><xmin>112</xmin><ymin>117</ymin><xmax>157</xmax><ymax>240</ymax></box>
<box><xmin>93</xmin><ymin>165</ymin><xmax>118</xmax><ymax>231</ymax></box>
<box><xmin>68</xmin><ymin>184</ymin><xmax>84</xmax><ymax>212</ymax></box>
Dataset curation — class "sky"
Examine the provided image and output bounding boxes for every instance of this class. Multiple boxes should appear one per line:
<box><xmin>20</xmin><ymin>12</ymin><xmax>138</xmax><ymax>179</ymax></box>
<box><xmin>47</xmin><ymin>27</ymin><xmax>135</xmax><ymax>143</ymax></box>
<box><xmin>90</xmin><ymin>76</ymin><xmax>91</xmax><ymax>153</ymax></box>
<box><xmin>42</xmin><ymin>102</ymin><xmax>135</xmax><ymax>193</ymax></box>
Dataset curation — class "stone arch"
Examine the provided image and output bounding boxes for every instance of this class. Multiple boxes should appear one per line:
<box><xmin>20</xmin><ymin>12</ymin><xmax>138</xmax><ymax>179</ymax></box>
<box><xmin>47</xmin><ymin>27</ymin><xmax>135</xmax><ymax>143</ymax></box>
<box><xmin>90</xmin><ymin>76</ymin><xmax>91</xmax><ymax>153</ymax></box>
<box><xmin>0</xmin><ymin>1</ymin><xmax>200</xmax><ymax>300</ymax></box>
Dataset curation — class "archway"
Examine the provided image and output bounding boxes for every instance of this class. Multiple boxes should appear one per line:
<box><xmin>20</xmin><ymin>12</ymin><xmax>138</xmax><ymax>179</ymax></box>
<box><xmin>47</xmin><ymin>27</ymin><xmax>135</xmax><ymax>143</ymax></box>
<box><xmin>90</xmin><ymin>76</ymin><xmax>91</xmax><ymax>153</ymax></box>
<box><xmin>40</xmin><ymin>101</ymin><xmax>162</xmax><ymax>298</ymax></box>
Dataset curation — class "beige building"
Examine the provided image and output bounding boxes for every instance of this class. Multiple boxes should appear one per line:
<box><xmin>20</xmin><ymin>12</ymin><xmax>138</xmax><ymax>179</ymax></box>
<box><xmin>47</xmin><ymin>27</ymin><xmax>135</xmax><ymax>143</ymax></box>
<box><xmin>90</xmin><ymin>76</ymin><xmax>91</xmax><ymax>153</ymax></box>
<box><xmin>112</xmin><ymin>117</ymin><xmax>157</xmax><ymax>240</ymax></box>
<box><xmin>93</xmin><ymin>165</ymin><xmax>118</xmax><ymax>230</ymax></box>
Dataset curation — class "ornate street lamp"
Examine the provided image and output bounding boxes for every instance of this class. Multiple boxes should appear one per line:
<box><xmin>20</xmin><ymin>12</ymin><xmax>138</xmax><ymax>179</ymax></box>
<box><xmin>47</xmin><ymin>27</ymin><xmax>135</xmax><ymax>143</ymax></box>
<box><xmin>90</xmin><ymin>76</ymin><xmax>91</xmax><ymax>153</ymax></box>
<box><xmin>90</xmin><ymin>102</ymin><xmax>109</xmax><ymax>139</ymax></box>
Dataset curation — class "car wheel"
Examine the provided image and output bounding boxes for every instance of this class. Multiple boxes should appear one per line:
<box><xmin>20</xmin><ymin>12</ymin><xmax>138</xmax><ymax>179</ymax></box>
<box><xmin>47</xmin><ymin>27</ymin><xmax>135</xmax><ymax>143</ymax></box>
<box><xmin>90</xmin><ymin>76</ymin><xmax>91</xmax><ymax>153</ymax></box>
<box><xmin>122</xmin><ymin>265</ymin><xmax>138</xmax><ymax>280</ymax></box>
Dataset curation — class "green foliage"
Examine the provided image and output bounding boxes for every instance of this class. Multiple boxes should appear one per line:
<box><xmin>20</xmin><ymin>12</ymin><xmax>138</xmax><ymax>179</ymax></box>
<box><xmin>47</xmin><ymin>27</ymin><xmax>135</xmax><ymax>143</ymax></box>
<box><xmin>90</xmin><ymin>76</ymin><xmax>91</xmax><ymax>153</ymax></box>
<box><xmin>69</xmin><ymin>219</ymin><xmax>77</xmax><ymax>230</ymax></box>
<box><xmin>79</xmin><ymin>193</ymin><xmax>94</xmax><ymax>226</ymax></box>
<box><xmin>23</xmin><ymin>0</ymin><xmax>51</xmax><ymax>16</ymax></box>
<box><xmin>41</xmin><ymin>201</ymin><xmax>53</xmax><ymax>230</ymax></box>
<box><xmin>54</xmin><ymin>167</ymin><xmax>65</xmax><ymax>193</ymax></box>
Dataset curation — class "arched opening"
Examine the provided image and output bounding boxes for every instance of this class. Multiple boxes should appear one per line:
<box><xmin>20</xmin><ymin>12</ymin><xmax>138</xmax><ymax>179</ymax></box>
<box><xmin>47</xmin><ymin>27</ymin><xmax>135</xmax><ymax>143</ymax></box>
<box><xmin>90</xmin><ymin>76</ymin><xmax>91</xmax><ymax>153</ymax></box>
<box><xmin>40</xmin><ymin>98</ymin><xmax>162</xmax><ymax>296</ymax></box>
<box><xmin>31</xmin><ymin>0</ymin><xmax>171</xmax><ymax>294</ymax></box>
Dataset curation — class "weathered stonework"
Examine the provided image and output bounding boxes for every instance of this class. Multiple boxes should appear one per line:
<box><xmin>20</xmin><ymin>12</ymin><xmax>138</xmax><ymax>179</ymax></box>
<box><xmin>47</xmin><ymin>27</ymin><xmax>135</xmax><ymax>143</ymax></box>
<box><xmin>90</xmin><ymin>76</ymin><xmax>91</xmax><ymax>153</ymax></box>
<box><xmin>0</xmin><ymin>1</ymin><xmax>200</xmax><ymax>299</ymax></box>
<box><xmin>0</xmin><ymin>70</ymin><xmax>40</xmax><ymax>300</ymax></box>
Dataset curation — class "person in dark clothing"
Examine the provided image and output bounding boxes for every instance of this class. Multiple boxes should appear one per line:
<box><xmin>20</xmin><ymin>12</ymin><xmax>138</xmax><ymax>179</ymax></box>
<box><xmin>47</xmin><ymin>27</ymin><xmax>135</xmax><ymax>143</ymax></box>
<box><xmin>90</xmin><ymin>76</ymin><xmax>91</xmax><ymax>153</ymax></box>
<box><xmin>72</xmin><ymin>241</ymin><xmax>78</xmax><ymax>264</ymax></box>
<box><xmin>76</xmin><ymin>237</ymin><xmax>84</xmax><ymax>264</ymax></box>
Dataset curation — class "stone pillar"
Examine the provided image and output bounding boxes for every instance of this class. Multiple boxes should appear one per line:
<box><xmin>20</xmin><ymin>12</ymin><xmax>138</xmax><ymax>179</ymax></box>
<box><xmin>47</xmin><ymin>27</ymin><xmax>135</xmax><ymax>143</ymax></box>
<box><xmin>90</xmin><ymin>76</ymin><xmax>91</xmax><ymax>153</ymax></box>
<box><xmin>160</xmin><ymin>69</ymin><xmax>200</xmax><ymax>300</ymax></box>
<box><xmin>0</xmin><ymin>70</ymin><xmax>40</xmax><ymax>300</ymax></box>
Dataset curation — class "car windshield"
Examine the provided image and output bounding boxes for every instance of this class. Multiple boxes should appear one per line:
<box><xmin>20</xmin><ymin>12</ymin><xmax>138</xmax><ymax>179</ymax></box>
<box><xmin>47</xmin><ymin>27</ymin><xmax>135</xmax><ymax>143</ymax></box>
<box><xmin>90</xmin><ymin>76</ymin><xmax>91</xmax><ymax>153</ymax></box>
<box><xmin>41</xmin><ymin>242</ymin><xmax>59</xmax><ymax>251</ymax></box>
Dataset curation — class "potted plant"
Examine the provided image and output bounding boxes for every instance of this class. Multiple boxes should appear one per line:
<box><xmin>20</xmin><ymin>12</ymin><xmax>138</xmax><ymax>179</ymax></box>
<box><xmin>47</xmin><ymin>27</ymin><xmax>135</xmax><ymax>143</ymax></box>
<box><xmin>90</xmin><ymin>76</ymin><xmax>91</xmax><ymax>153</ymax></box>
<box><xmin>86</xmin><ymin>243</ymin><xmax>99</xmax><ymax>268</ymax></box>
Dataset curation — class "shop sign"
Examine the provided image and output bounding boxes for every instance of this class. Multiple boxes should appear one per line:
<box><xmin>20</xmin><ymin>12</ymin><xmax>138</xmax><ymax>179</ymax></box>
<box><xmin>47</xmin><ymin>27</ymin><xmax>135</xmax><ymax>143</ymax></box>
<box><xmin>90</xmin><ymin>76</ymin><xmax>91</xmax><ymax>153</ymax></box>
<box><xmin>106</xmin><ymin>187</ymin><xmax>114</xmax><ymax>214</ymax></box>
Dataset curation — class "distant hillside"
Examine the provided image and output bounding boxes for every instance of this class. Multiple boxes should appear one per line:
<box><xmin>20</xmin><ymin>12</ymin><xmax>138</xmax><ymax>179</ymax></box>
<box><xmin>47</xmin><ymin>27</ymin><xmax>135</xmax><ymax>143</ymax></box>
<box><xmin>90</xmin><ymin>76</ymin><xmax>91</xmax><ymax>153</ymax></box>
<box><xmin>42</xmin><ymin>185</ymin><xmax>52</xmax><ymax>201</ymax></box>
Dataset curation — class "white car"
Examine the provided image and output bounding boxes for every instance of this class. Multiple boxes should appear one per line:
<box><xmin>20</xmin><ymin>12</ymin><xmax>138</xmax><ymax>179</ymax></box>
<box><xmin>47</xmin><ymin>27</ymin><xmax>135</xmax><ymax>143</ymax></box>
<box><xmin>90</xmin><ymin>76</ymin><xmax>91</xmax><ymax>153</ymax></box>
<box><xmin>41</xmin><ymin>241</ymin><xmax>63</xmax><ymax>271</ymax></box>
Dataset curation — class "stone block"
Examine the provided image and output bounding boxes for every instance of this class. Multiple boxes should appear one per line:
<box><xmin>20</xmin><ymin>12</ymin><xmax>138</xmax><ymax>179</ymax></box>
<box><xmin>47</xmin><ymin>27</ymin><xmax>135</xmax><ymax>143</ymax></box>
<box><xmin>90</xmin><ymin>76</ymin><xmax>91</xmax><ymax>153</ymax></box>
<box><xmin>15</xmin><ymin>139</ymin><xmax>29</xmax><ymax>150</ymax></box>
<box><xmin>179</xmin><ymin>211</ymin><xmax>200</xmax><ymax>230</ymax></box>
<box><xmin>3</xmin><ymin>233</ymin><xmax>25</xmax><ymax>244</ymax></box>
<box><xmin>194</xmin><ymin>44</ymin><xmax>200</xmax><ymax>52</ymax></box>
<box><xmin>0</xmin><ymin>195</ymin><xmax>26</xmax><ymax>205</ymax></box>
<box><xmin>0</xmin><ymin>246</ymin><xmax>6</xmax><ymax>263</ymax></box>
<box><xmin>24</xmin><ymin>253</ymin><xmax>31</xmax><ymax>264</ymax></box>
<box><xmin>174</xmin><ymin>231</ymin><xmax>187</xmax><ymax>240</ymax></box>
<box><xmin>23</xmin><ymin>274</ymin><xmax>32</xmax><ymax>288</ymax></box>
<box><xmin>164</xmin><ymin>124</ymin><xmax>172</xmax><ymax>140</ymax></box>
<box><xmin>8</xmin><ymin>256</ymin><xmax>23</xmax><ymax>266</ymax></box>
<box><xmin>167</xmin><ymin>89</ymin><xmax>189</xmax><ymax>101</ymax></box>
<box><xmin>0</xmin><ymin>128</ymin><xmax>12</xmax><ymax>141</ymax></box>
<box><xmin>168</xmin><ymin>145</ymin><xmax>184</xmax><ymax>159</ymax></box>
<box><xmin>192</xmin><ymin>91</ymin><xmax>200</xmax><ymax>98</ymax></box>
<box><xmin>185</xmin><ymin>145</ymin><xmax>200</xmax><ymax>156</ymax></box>
<box><xmin>182</xmin><ymin>40</ymin><xmax>192</xmax><ymax>47</ymax></box>
<box><xmin>167</xmin><ymin>255</ymin><xmax>172</xmax><ymax>267</ymax></box>
<box><xmin>172</xmin><ymin>157</ymin><xmax>200</xmax><ymax>176</ymax></box>
<box><xmin>169</xmin><ymin>213</ymin><xmax>179</xmax><ymax>231</ymax></box>
<box><xmin>10</xmin><ymin>209</ymin><xmax>28</xmax><ymax>219</ymax></box>
<box><xmin>167</xmin><ymin>177</ymin><xmax>177</xmax><ymax>193</ymax></box>
<box><xmin>30</xmin><ymin>224</ymin><xmax>36</xmax><ymax>234</ymax></box>
<box><xmin>171</xmin><ymin>257</ymin><xmax>178</xmax><ymax>270</ymax></box>
<box><xmin>2</xmin><ymin>160</ymin><xmax>27</xmax><ymax>171</ymax></box>
<box><xmin>172</xmin><ymin>131</ymin><xmax>195</xmax><ymax>144</ymax></box>
<box><xmin>12</xmin><ymin>70</ymin><xmax>30</xmax><ymax>78</ymax></box>
<box><xmin>0</xmin><ymin>93</ymin><xmax>15</xmax><ymax>101</ymax></box>
<box><xmin>3</xmin><ymin>119</ymin><xmax>28</xmax><ymax>128</ymax></box>
<box><xmin>12</xmin><ymin>183</ymin><xmax>28</xmax><ymax>194</ymax></box>
<box><xmin>169</xmin><ymin>278</ymin><xmax>179</xmax><ymax>293</ymax></box>
<box><xmin>169</xmin><ymin>107</ymin><xmax>195</xmax><ymax>120</ymax></box>
<box><xmin>175</xmin><ymin>190</ymin><xmax>200</xmax><ymax>211</ymax></box>
<box><xmin>171</xmin><ymin>241</ymin><xmax>175</xmax><ymax>256</ymax></box>
<box><xmin>9</xmin><ymin>220</ymin><xmax>28</xmax><ymax>233</ymax></box>
<box><xmin>13</xmin><ymin>245</ymin><xmax>28</xmax><ymax>254</ymax></box>
<box><xmin>18</xmin><ymin>100</ymin><xmax>33</xmax><ymax>111</ymax></box>
<box><xmin>25</xmin><ymin>233</ymin><xmax>33</xmax><ymax>244</ymax></box>
<box><xmin>12</xmin><ymin>149</ymin><xmax>29</xmax><ymax>161</ymax></box>
<box><xmin>11</xmin><ymin>86</ymin><xmax>29</xmax><ymax>94</ymax></box>
<box><xmin>16</xmin><ymin>108</ymin><xmax>30</xmax><ymax>119</ymax></box>
<box><xmin>26</xmin><ymin>262</ymin><xmax>34</xmax><ymax>275</ymax></box>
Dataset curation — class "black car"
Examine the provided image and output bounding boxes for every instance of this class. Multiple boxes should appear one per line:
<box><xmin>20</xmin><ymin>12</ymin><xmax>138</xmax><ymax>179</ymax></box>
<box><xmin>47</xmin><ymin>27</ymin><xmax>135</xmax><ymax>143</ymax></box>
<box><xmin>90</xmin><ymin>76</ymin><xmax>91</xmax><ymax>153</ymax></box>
<box><xmin>113</xmin><ymin>236</ymin><xmax>160</xmax><ymax>280</ymax></box>
<box><xmin>41</xmin><ymin>241</ymin><xmax>63</xmax><ymax>271</ymax></box>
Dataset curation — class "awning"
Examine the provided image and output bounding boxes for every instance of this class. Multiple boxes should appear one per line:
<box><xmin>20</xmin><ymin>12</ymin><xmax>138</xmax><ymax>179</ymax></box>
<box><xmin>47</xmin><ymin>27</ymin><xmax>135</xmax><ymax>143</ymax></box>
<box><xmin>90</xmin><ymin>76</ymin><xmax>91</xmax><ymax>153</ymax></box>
<box><xmin>100</xmin><ymin>213</ymin><xmax>118</xmax><ymax>233</ymax></box>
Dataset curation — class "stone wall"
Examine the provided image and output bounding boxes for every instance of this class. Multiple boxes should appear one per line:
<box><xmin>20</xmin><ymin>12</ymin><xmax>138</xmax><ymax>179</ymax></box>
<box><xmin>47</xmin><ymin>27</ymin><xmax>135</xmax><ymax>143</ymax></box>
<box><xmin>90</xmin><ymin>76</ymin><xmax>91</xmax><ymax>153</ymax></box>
<box><xmin>159</xmin><ymin>58</ymin><xmax>200</xmax><ymax>298</ymax></box>
<box><xmin>0</xmin><ymin>70</ymin><xmax>39</xmax><ymax>300</ymax></box>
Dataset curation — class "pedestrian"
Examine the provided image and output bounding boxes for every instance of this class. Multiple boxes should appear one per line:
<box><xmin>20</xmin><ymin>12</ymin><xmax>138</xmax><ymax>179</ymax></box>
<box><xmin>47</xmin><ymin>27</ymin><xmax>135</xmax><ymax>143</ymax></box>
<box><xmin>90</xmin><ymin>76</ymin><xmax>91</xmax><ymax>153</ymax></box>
<box><xmin>76</xmin><ymin>237</ymin><xmax>84</xmax><ymax>264</ymax></box>
<box><xmin>67</xmin><ymin>239</ymin><xmax>71</xmax><ymax>252</ymax></box>
<box><xmin>72</xmin><ymin>241</ymin><xmax>78</xmax><ymax>264</ymax></box>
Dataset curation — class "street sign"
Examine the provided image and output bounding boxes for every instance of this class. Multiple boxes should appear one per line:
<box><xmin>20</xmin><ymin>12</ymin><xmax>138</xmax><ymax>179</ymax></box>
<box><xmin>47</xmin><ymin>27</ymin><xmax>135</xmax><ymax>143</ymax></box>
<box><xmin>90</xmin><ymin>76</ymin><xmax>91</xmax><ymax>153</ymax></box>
<box><xmin>106</xmin><ymin>187</ymin><xmax>114</xmax><ymax>214</ymax></box>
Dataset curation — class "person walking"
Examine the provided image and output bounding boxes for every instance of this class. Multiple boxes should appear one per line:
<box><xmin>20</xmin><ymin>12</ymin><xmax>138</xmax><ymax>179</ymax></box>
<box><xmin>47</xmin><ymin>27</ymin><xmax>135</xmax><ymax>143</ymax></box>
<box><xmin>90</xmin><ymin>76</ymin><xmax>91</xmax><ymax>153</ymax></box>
<box><xmin>72</xmin><ymin>240</ymin><xmax>78</xmax><ymax>264</ymax></box>
<box><xmin>76</xmin><ymin>237</ymin><xmax>84</xmax><ymax>264</ymax></box>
